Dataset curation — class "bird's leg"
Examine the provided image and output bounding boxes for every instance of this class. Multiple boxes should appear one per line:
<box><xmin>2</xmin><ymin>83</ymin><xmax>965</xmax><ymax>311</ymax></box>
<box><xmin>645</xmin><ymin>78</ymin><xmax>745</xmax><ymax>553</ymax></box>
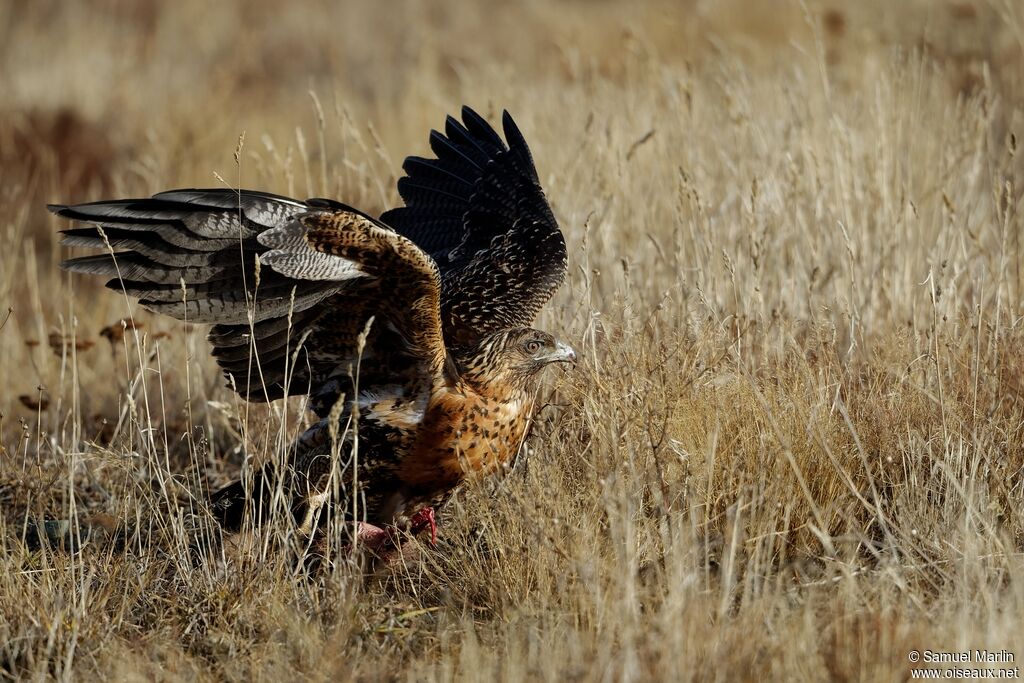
<box><xmin>408</xmin><ymin>506</ymin><xmax>437</xmax><ymax>546</ymax></box>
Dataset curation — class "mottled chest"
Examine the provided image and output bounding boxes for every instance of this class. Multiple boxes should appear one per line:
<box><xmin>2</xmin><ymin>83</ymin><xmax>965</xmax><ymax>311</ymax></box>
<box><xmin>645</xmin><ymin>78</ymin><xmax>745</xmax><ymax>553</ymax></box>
<box><xmin>400</xmin><ymin>387</ymin><xmax>533</xmax><ymax>487</ymax></box>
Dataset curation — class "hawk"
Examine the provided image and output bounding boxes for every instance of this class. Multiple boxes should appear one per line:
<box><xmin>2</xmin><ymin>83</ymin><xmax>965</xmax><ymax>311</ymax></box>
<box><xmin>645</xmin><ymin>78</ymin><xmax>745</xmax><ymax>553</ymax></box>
<box><xmin>50</xmin><ymin>107</ymin><xmax>574</xmax><ymax>552</ymax></box>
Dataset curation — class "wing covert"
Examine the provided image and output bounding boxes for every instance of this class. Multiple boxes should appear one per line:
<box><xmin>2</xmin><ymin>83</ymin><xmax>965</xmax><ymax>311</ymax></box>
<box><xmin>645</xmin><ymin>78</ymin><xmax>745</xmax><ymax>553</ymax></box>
<box><xmin>276</xmin><ymin>211</ymin><xmax>447</xmax><ymax>380</ymax></box>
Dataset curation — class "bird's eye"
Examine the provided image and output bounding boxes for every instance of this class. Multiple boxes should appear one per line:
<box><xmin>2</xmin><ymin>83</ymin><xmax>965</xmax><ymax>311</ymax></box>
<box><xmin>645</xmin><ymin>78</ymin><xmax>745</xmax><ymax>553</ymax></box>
<box><xmin>525</xmin><ymin>340</ymin><xmax>542</xmax><ymax>353</ymax></box>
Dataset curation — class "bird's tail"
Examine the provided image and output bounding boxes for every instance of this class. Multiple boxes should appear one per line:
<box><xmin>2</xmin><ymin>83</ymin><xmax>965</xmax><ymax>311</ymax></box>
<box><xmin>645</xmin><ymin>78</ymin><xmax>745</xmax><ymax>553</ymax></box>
<box><xmin>209</xmin><ymin>470</ymin><xmax>309</xmax><ymax>532</ymax></box>
<box><xmin>21</xmin><ymin>513</ymin><xmax>122</xmax><ymax>551</ymax></box>
<box><xmin>209</xmin><ymin>479</ymin><xmax>251</xmax><ymax>532</ymax></box>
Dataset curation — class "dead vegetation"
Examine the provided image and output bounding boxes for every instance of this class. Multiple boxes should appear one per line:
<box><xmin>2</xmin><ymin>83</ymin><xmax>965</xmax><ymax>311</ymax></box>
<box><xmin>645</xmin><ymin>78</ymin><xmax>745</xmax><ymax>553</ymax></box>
<box><xmin>2</xmin><ymin>0</ymin><xmax>1024</xmax><ymax>680</ymax></box>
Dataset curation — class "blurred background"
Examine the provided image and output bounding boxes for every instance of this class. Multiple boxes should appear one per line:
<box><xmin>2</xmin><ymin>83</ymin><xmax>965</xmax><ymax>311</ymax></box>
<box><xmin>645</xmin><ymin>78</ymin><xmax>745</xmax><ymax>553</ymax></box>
<box><xmin>2</xmin><ymin>0</ymin><xmax>1019</xmax><ymax>203</ymax></box>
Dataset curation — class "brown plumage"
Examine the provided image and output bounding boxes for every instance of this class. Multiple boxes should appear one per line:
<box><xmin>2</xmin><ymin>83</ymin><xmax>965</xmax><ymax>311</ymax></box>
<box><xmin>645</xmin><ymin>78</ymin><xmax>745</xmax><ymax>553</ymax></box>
<box><xmin>50</xmin><ymin>107</ymin><xmax>573</xmax><ymax>543</ymax></box>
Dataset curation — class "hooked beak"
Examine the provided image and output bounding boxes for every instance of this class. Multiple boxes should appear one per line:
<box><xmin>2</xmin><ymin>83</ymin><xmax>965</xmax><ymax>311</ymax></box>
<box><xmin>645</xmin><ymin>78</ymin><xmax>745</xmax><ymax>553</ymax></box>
<box><xmin>541</xmin><ymin>340</ymin><xmax>578</xmax><ymax>365</ymax></box>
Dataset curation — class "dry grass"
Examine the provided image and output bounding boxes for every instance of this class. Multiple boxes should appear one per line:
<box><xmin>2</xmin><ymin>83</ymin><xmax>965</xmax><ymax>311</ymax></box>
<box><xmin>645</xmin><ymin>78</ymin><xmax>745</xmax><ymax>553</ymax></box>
<box><xmin>3</xmin><ymin>0</ymin><xmax>1024</xmax><ymax>680</ymax></box>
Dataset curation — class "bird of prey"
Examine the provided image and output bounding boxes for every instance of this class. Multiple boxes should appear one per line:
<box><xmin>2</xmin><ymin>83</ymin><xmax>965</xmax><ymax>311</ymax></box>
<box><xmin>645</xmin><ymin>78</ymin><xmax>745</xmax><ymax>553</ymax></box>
<box><xmin>50</xmin><ymin>107</ymin><xmax>574</xmax><ymax>551</ymax></box>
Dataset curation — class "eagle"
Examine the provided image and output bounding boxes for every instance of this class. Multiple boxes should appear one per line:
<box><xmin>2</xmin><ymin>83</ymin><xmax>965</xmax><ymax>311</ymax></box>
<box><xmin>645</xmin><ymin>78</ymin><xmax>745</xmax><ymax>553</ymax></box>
<box><xmin>50</xmin><ymin>107</ymin><xmax>574</xmax><ymax>553</ymax></box>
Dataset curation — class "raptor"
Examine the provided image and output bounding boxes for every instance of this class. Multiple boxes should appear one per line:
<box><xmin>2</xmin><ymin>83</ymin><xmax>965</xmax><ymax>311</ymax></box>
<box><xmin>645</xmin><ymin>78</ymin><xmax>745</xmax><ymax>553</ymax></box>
<box><xmin>51</xmin><ymin>107</ymin><xmax>573</xmax><ymax>553</ymax></box>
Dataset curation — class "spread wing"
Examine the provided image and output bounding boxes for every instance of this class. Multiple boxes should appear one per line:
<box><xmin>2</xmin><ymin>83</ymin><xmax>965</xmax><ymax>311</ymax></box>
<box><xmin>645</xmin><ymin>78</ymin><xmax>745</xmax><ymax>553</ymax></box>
<box><xmin>51</xmin><ymin>190</ymin><xmax>445</xmax><ymax>407</ymax></box>
<box><xmin>381</xmin><ymin>107</ymin><xmax>567</xmax><ymax>346</ymax></box>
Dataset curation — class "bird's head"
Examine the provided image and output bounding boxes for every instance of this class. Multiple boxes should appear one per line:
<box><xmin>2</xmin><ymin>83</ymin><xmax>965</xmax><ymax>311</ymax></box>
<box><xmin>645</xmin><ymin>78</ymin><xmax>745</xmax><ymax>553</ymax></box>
<box><xmin>458</xmin><ymin>328</ymin><xmax>577</xmax><ymax>392</ymax></box>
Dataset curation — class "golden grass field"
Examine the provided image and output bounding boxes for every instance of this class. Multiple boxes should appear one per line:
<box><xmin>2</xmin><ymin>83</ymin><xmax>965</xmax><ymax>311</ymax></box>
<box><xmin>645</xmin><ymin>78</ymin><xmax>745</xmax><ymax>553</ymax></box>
<box><xmin>3</xmin><ymin>0</ymin><xmax>1024</xmax><ymax>679</ymax></box>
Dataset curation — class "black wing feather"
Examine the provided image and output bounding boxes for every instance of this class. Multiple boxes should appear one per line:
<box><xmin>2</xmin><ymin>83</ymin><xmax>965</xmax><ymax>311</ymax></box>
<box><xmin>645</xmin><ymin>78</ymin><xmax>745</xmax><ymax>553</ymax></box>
<box><xmin>381</xmin><ymin>107</ymin><xmax>566</xmax><ymax>345</ymax></box>
<box><xmin>443</xmin><ymin>115</ymin><xmax>495</xmax><ymax>160</ymax></box>
<box><xmin>428</xmin><ymin>130</ymin><xmax>485</xmax><ymax>172</ymax></box>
